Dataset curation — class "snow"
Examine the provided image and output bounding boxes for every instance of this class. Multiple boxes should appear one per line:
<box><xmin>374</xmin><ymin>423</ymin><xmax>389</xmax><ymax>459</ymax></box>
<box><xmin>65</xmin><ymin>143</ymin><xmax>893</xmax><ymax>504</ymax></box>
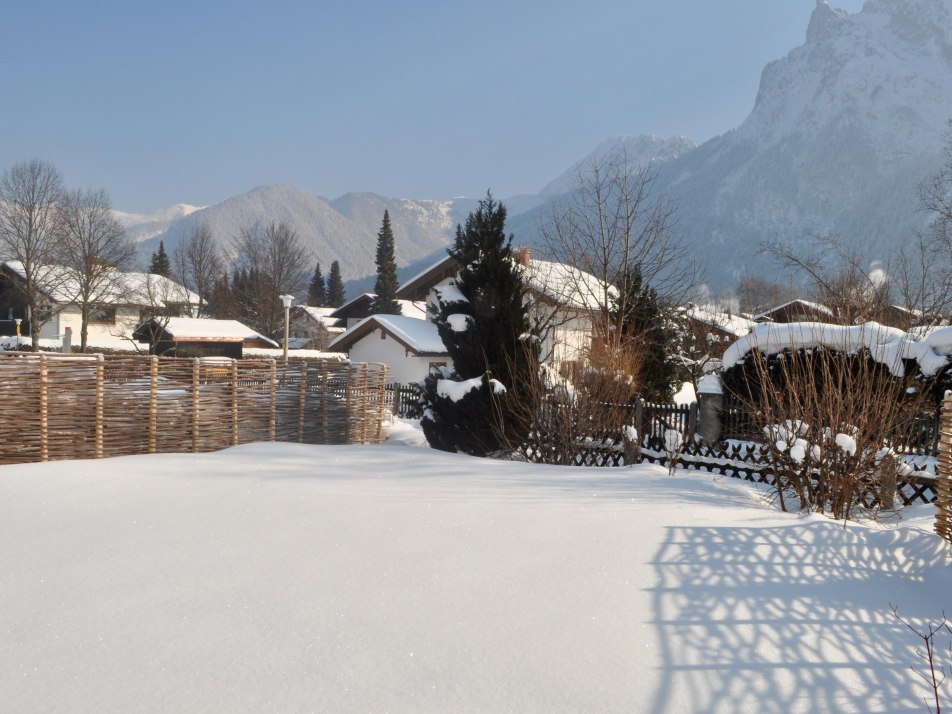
<box><xmin>433</xmin><ymin>283</ymin><xmax>468</xmax><ymax>305</ymax></box>
<box><xmin>698</xmin><ymin>372</ymin><xmax>723</xmax><ymax>395</ymax></box>
<box><xmin>1</xmin><ymin>442</ymin><xmax>949</xmax><ymax>712</ymax></box>
<box><xmin>684</xmin><ymin>304</ymin><xmax>756</xmax><ymax>338</ymax></box>
<box><xmin>159</xmin><ymin>317</ymin><xmax>276</xmax><ymax>345</ymax></box>
<box><xmin>523</xmin><ymin>258</ymin><xmax>618</xmax><ymax>311</ymax></box>
<box><xmin>329</xmin><ymin>315</ymin><xmax>446</xmax><ymax>355</ymax></box>
<box><xmin>722</xmin><ymin>321</ymin><xmax>920</xmax><ymax>377</ymax></box>
<box><xmin>672</xmin><ymin>380</ymin><xmax>697</xmax><ymax>405</ymax></box>
<box><xmin>446</xmin><ymin>313</ymin><xmax>471</xmax><ymax>332</ymax></box>
<box><xmin>437</xmin><ymin>375</ymin><xmax>481</xmax><ymax>401</ymax></box>
<box><xmin>836</xmin><ymin>432</ymin><xmax>858</xmax><ymax>455</ymax></box>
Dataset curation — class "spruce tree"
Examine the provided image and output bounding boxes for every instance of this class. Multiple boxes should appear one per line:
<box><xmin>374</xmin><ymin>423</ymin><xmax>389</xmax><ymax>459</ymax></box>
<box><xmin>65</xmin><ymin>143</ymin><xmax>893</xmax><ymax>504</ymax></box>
<box><xmin>617</xmin><ymin>266</ymin><xmax>677</xmax><ymax>403</ymax></box>
<box><xmin>372</xmin><ymin>210</ymin><xmax>402</xmax><ymax>314</ymax></box>
<box><xmin>149</xmin><ymin>240</ymin><xmax>171</xmax><ymax>277</ymax></box>
<box><xmin>420</xmin><ymin>193</ymin><xmax>540</xmax><ymax>456</ymax></box>
<box><xmin>308</xmin><ymin>262</ymin><xmax>327</xmax><ymax>307</ymax></box>
<box><xmin>326</xmin><ymin>260</ymin><xmax>346</xmax><ymax>307</ymax></box>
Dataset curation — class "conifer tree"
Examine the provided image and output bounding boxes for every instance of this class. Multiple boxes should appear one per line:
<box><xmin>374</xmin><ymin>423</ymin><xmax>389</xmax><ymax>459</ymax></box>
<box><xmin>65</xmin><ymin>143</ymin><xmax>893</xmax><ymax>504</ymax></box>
<box><xmin>420</xmin><ymin>193</ymin><xmax>540</xmax><ymax>456</ymax></box>
<box><xmin>149</xmin><ymin>240</ymin><xmax>172</xmax><ymax>277</ymax></box>
<box><xmin>372</xmin><ymin>210</ymin><xmax>402</xmax><ymax>314</ymax></box>
<box><xmin>308</xmin><ymin>262</ymin><xmax>327</xmax><ymax>307</ymax></box>
<box><xmin>326</xmin><ymin>260</ymin><xmax>346</xmax><ymax>307</ymax></box>
<box><xmin>616</xmin><ymin>266</ymin><xmax>677</xmax><ymax>403</ymax></box>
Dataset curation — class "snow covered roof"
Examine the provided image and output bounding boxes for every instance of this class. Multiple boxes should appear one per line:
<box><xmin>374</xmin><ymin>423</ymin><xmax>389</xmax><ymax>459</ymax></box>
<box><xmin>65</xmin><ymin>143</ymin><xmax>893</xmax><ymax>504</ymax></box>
<box><xmin>753</xmin><ymin>299</ymin><xmax>834</xmax><ymax>322</ymax></box>
<box><xmin>329</xmin><ymin>293</ymin><xmax>426</xmax><ymax>321</ymax></box>
<box><xmin>328</xmin><ymin>315</ymin><xmax>447</xmax><ymax>356</ymax></box>
<box><xmin>522</xmin><ymin>259</ymin><xmax>618</xmax><ymax>311</ymax></box>
<box><xmin>722</xmin><ymin>321</ymin><xmax>952</xmax><ymax>378</ymax></box>
<box><xmin>395</xmin><ymin>253</ymin><xmax>616</xmax><ymax>312</ymax></box>
<box><xmin>395</xmin><ymin>255</ymin><xmax>459</xmax><ymax>302</ymax></box>
<box><xmin>684</xmin><ymin>305</ymin><xmax>756</xmax><ymax>337</ymax></box>
<box><xmin>1</xmin><ymin>261</ymin><xmax>200</xmax><ymax>308</ymax></box>
<box><xmin>146</xmin><ymin>317</ymin><xmax>279</xmax><ymax>347</ymax></box>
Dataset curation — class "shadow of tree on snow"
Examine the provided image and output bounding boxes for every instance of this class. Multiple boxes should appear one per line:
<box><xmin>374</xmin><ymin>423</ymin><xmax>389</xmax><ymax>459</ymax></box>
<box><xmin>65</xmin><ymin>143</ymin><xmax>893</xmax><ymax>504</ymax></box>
<box><xmin>648</xmin><ymin>520</ymin><xmax>952</xmax><ymax>713</ymax></box>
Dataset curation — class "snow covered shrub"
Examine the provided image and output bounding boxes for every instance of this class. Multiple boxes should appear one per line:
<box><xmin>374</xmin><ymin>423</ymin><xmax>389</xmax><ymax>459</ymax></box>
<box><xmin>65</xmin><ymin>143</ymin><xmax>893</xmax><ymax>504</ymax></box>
<box><xmin>723</xmin><ymin>335</ymin><xmax>933</xmax><ymax>520</ymax></box>
<box><xmin>419</xmin><ymin>194</ymin><xmax>542</xmax><ymax>456</ymax></box>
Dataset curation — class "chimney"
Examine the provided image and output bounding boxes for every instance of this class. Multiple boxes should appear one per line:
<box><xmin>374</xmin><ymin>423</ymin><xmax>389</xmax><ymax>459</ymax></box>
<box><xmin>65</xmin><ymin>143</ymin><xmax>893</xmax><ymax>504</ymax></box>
<box><xmin>513</xmin><ymin>247</ymin><xmax>531</xmax><ymax>267</ymax></box>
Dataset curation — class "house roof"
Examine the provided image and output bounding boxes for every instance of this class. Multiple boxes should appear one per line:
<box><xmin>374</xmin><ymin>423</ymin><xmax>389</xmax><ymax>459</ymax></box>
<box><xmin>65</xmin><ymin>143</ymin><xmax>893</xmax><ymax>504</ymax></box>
<box><xmin>328</xmin><ymin>314</ymin><xmax>447</xmax><ymax>356</ymax></box>
<box><xmin>293</xmin><ymin>305</ymin><xmax>345</xmax><ymax>329</ymax></box>
<box><xmin>395</xmin><ymin>255</ymin><xmax>459</xmax><ymax>301</ymax></box>
<box><xmin>136</xmin><ymin>317</ymin><xmax>279</xmax><ymax>347</ymax></box>
<box><xmin>753</xmin><ymin>299</ymin><xmax>834</xmax><ymax>322</ymax></box>
<box><xmin>395</xmin><ymin>253</ymin><xmax>615</xmax><ymax>312</ymax></box>
<box><xmin>1</xmin><ymin>261</ymin><xmax>200</xmax><ymax>308</ymax></box>
<box><xmin>684</xmin><ymin>304</ymin><xmax>756</xmax><ymax>338</ymax></box>
<box><xmin>522</xmin><ymin>259</ymin><xmax>618</xmax><ymax>311</ymax></box>
<box><xmin>329</xmin><ymin>293</ymin><xmax>427</xmax><ymax>321</ymax></box>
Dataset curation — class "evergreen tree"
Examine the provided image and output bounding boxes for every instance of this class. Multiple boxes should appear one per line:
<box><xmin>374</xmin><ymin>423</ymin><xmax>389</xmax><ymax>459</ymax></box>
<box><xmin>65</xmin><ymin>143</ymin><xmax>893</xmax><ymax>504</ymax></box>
<box><xmin>616</xmin><ymin>266</ymin><xmax>678</xmax><ymax>403</ymax></box>
<box><xmin>327</xmin><ymin>260</ymin><xmax>346</xmax><ymax>307</ymax></box>
<box><xmin>372</xmin><ymin>210</ymin><xmax>402</xmax><ymax>314</ymax></box>
<box><xmin>206</xmin><ymin>272</ymin><xmax>237</xmax><ymax>319</ymax></box>
<box><xmin>308</xmin><ymin>262</ymin><xmax>327</xmax><ymax>307</ymax></box>
<box><xmin>149</xmin><ymin>240</ymin><xmax>172</xmax><ymax>277</ymax></box>
<box><xmin>420</xmin><ymin>193</ymin><xmax>541</xmax><ymax>456</ymax></box>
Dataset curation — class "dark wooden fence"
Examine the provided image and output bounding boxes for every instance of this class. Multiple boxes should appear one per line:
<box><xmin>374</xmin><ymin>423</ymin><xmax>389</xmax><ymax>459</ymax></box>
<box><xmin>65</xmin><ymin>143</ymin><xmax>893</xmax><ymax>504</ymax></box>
<box><xmin>388</xmin><ymin>383</ymin><xmax>421</xmax><ymax>418</ymax></box>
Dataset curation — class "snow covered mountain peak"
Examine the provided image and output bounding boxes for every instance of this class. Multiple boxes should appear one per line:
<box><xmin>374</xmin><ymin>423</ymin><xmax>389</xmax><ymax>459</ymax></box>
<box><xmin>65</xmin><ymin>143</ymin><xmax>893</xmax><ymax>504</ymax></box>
<box><xmin>806</xmin><ymin>1</ymin><xmax>849</xmax><ymax>44</ymax></box>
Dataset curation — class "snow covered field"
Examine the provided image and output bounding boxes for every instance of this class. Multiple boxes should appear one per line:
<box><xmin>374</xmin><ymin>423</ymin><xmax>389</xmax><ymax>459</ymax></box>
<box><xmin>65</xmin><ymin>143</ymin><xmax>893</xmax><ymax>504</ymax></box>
<box><xmin>1</xmin><ymin>428</ymin><xmax>950</xmax><ymax>713</ymax></box>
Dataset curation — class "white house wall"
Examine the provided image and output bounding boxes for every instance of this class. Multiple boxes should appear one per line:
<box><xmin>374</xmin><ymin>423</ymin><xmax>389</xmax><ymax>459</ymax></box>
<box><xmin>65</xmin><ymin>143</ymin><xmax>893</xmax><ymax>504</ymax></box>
<box><xmin>39</xmin><ymin>305</ymin><xmax>141</xmax><ymax>344</ymax></box>
<box><xmin>347</xmin><ymin>326</ymin><xmax>451</xmax><ymax>384</ymax></box>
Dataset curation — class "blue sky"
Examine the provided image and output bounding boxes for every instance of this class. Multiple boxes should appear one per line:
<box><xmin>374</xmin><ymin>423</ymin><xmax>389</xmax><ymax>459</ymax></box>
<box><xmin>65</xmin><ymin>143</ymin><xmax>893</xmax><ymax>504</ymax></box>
<box><xmin>2</xmin><ymin>0</ymin><xmax>864</xmax><ymax>213</ymax></box>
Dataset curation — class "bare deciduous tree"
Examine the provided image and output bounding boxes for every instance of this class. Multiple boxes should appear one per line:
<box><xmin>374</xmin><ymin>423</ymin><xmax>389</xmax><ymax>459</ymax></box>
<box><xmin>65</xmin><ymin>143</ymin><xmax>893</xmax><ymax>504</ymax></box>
<box><xmin>57</xmin><ymin>188</ymin><xmax>136</xmax><ymax>352</ymax></box>
<box><xmin>538</xmin><ymin>156</ymin><xmax>699</xmax><ymax>399</ymax></box>
<box><xmin>173</xmin><ymin>220</ymin><xmax>223</xmax><ymax>317</ymax></box>
<box><xmin>0</xmin><ymin>160</ymin><xmax>66</xmax><ymax>348</ymax></box>
<box><xmin>232</xmin><ymin>221</ymin><xmax>310</xmax><ymax>339</ymax></box>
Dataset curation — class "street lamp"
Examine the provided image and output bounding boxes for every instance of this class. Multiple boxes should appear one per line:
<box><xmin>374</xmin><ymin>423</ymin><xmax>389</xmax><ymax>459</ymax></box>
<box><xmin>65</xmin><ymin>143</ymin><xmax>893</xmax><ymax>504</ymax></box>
<box><xmin>280</xmin><ymin>294</ymin><xmax>294</xmax><ymax>363</ymax></box>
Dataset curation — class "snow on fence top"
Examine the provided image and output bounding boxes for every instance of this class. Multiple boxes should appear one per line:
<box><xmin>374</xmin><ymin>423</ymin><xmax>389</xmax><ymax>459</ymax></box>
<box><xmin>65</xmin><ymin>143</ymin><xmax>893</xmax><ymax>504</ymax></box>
<box><xmin>721</xmin><ymin>321</ymin><xmax>952</xmax><ymax>378</ymax></box>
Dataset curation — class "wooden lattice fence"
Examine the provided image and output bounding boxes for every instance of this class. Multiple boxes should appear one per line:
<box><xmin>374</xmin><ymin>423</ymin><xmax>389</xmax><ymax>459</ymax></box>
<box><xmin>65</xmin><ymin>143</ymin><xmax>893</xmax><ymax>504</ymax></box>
<box><xmin>0</xmin><ymin>353</ymin><xmax>392</xmax><ymax>464</ymax></box>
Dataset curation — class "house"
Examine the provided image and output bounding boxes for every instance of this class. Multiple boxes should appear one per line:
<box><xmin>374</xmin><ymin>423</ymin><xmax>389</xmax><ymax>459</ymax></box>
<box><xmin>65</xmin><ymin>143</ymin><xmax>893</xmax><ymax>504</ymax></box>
<box><xmin>0</xmin><ymin>261</ymin><xmax>199</xmax><ymax>344</ymax></box>
<box><xmin>329</xmin><ymin>293</ymin><xmax>427</xmax><ymax>328</ymax></box>
<box><xmin>683</xmin><ymin>304</ymin><xmax>756</xmax><ymax>359</ymax></box>
<box><xmin>288</xmin><ymin>306</ymin><xmax>346</xmax><ymax>350</ymax></box>
<box><xmin>331</xmin><ymin>248</ymin><xmax>610</xmax><ymax>383</ymax></box>
<box><xmin>396</xmin><ymin>249</ymin><xmax>614</xmax><ymax>374</ymax></box>
<box><xmin>754</xmin><ymin>299</ymin><xmax>835</xmax><ymax>324</ymax></box>
<box><xmin>132</xmin><ymin>317</ymin><xmax>278</xmax><ymax>358</ymax></box>
<box><xmin>327</xmin><ymin>315</ymin><xmax>448</xmax><ymax>383</ymax></box>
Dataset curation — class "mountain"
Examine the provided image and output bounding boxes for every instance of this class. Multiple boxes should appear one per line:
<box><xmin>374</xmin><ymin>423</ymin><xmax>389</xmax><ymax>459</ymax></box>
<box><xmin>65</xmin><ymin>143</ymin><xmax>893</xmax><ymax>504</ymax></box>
<box><xmin>114</xmin><ymin>204</ymin><xmax>203</xmax><ymax>243</ymax></box>
<box><xmin>539</xmin><ymin>135</ymin><xmax>696</xmax><ymax>199</ymax></box>
<box><xmin>512</xmin><ymin>0</ymin><xmax>952</xmax><ymax>292</ymax></box>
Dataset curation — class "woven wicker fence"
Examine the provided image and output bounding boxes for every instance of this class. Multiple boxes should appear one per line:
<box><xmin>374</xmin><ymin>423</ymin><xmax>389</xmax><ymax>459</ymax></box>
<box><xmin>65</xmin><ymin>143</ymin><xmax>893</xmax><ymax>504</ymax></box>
<box><xmin>935</xmin><ymin>392</ymin><xmax>952</xmax><ymax>542</ymax></box>
<box><xmin>0</xmin><ymin>354</ymin><xmax>391</xmax><ymax>464</ymax></box>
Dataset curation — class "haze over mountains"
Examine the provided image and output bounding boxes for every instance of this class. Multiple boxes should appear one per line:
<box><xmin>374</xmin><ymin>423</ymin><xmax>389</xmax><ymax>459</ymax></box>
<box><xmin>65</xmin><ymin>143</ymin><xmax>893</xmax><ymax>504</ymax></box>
<box><xmin>122</xmin><ymin>0</ymin><xmax>952</xmax><ymax>296</ymax></box>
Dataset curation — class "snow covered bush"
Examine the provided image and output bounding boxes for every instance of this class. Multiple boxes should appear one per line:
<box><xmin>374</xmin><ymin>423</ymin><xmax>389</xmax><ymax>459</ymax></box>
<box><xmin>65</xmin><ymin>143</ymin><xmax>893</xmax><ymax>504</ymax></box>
<box><xmin>419</xmin><ymin>194</ymin><xmax>542</xmax><ymax>456</ymax></box>
<box><xmin>722</xmin><ymin>334</ymin><xmax>934</xmax><ymax>520</ymax></box>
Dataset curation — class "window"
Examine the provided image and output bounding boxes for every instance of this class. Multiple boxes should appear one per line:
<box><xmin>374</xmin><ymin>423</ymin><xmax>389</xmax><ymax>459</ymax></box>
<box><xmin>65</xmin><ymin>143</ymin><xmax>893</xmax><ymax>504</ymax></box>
<box><xmin>89</xmin><ymin>306</ymin><xmax>116</xmax><ymax>324</ymax></box>
<box><xmin>428</xmin><ymin>361</ymin><xmax>447</xmax><ymax>370</ymax></box>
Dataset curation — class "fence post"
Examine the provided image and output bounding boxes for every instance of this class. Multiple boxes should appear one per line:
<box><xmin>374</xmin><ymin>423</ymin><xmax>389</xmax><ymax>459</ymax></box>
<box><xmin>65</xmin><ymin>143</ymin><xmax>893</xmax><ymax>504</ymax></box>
<box><xmin>148</xmin><ymin>356</ymin><xmax>158</xmax><ymax>454</ymax></box>
<box><xmin>633</xmin><ymin>398</ymin><xmax>644</xmax><ymax>441</ymax></box>
<box><xmin>39</xmin><ymin>354</ymin><xmax>48</xmax><ymax>462</ymax></box>
<box><xmin>298</xmin><ymin>361</ymin><xmax>307</xmax><ymax>443</ymax></box>
<box><xmin>268</xmin><ymin>359</ymin><xmax>276</xmax><ymax>442</ymax></box>
<box><xmin>697</xmin><ymin>374</ymin><xmax>723</xmax><ymax>445</ymax></box>
<box><xmin>95</xmin><ymin>354</ymin><xmax>104</xmax><ymax>459</ymax></box>
<box><xmin>231</xmin><ymin>359</ymin><xmax>239</xmax><ymax>446</ymax></box>
<box><xmin>935</xmin><ymin>393</ymin><xmax>952</xmax><ymax>542</ymax></box>
<box><xmin>192</xmin><ymin>358</ymin><xmax>200</xmax><ymax>453</ymax></box>
<box><xmin>688</xmin><ymin>401</ymin><xmax>699</xmax><ymax>437</ymax></box>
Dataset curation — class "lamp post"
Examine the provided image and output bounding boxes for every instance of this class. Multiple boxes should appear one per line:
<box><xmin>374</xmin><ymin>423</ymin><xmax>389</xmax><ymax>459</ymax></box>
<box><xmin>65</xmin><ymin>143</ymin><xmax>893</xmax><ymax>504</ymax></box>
<box><xmin>280</xmin><ymin>294</ymin><xmax>294</xmax><ymax>363</ymax></box>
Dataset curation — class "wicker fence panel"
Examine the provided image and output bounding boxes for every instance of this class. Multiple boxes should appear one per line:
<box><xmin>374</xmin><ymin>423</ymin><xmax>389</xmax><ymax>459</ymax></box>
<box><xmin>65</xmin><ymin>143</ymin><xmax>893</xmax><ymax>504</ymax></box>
<box><xmin>0</xmin><ymin>354</ymin><xmax>391</xmax><ymax>464</ymax></box>
<box><xmin>935</xmin><ymin>393</ymin><xmax>952</xmax><ymax>542</ymax></box>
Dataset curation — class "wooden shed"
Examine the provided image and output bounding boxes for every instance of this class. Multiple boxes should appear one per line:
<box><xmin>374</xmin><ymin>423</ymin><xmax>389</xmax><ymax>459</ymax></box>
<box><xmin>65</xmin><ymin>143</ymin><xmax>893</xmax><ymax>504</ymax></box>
<box><xmin>133</xmin><ymin>317</ymin><xmax>278</xmax><ymax>358</ymax></box>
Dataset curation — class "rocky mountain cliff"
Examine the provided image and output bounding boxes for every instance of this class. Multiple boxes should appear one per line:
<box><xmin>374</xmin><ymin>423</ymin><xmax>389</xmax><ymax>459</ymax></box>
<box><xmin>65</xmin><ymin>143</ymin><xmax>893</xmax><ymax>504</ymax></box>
<box><xmin>128</xmin><ymin>0</ymin><xmax>952</xmax><ymax>296</ymax></box>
